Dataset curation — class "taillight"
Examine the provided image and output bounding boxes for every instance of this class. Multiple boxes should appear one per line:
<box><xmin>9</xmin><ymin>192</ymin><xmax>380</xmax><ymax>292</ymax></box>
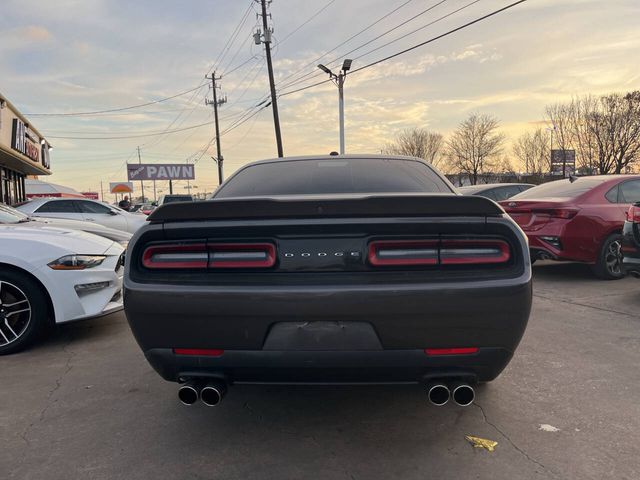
<box><xmin>368</xmin><ymin>239</ymin><xmax>511</xmax><ymax>266</ymax></box>
<box><xmin>532</xmin><ymin>208</ymin><xmax>578</xmax><ymax>219</ymax></box>
<box><xmin>208</xmin><ymin>243</ymin><xmax>276</xmax><ymax>268</ymax></box>
<box><xmin>424</xmin><ymin>347</ymin><xmax>479</xmax><ymax>356</ymax></box>
<box><xmin>368</xmin><ymin>240</ymin><xmax>438</xmax><ymax>266</ymax></box>
<box><xmin>142</xmin><ymin>242</ymin><xmax>276</xmax><ymax>269</ymax></box>
<box><xmin>142</xmin><ymin>243</ymin><xmax>208</xmax><ymax>269</ymax></box>
<box><xmin>440</xmin><ymin>239</ymin><xmax>510</xmax><ymax>265</ymax></box>
<box><xmin>627</xmin><ymin>205</ymin><xmax>640</xmax><ymax>223</ymax></box>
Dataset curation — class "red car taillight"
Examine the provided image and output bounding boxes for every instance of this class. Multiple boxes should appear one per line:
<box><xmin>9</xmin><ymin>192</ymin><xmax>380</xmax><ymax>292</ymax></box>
<box><xmin>208</xmin><ymin>243</ymin><xmax>276</xmax><ymax>268</ymax></box>
<box><xmin>368</xmin><ymin>240</ymin><xmax>438</xmax><ymax>266</ymax></box>
<box><xmin>142</xmin><ymin>243</ymin><xmax>208</xmax><ymax>269</ymax></box>
<box><xmin>142</xmin><ymin>243</ymin><xmax>276</xmax><ymax>269</ymax></box>
<box><xmin>368</xmin><ymin>239</ymin><xmax>511</xmax><ymax>266</ymax></box>
<box><xmin>440</xmin><ymin>239</ymin><xmax>510</xmax><ymax>265</ymax></box>
<box><xmin>627</xmin><ymin>205</ymin><xmax>640</xmax><ymax>223</ymax></box>
<box><xmin>531</xmin><ymin>208</ymin><xmax>578</xmax><ymax>219</ymax></box>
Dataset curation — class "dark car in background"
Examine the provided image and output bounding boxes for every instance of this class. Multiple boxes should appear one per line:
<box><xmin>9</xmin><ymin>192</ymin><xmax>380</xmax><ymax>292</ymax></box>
<box><xmin>458</xmin><ymin>183</ymin><xmax>534</xmax><ymax>201</ymax></box>
<box><xmin>622</xmin><ymin>202</ymin><xmax>640</xmax><ymax>277</ymax></box>
<box><xmin>157</xmin><ymin>194</ymin><xmax>193</xmax><ymax>206</ymax></box>
<box><xmin>124</xmin><ymin>155</ymin><xmax>532</xmax><ymax>408</ymax></box>
<box><xmin>500</xmin><ymin>175</ymin><xmax>640</xmax><ymax>279</ymax></box>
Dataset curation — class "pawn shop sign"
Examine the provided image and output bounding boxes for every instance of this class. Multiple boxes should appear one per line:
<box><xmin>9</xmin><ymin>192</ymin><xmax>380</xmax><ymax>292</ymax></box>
<box><xmin>127</xmin><ymin>164</ymin><xmax>195</xmax><ymax>181</ymax></box>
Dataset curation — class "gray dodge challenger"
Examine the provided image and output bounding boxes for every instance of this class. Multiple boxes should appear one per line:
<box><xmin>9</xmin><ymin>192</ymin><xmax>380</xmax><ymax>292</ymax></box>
<box><xmin>124</xmin><ymin>155</ymin><xmax>532</xmax><ymax>408</ymax></box>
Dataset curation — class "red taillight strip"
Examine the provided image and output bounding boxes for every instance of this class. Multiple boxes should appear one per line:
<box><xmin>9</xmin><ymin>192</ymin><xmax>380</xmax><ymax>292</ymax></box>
<box><xmin>208</xmin><ymin>243</ymin><xmax>276</xmax><ymax>268</ymax></box>
<box><xmin>439</xmin><ymin>239</ymin><xmax>510</xmax><ymax>265</ymax></box>
<box><xmin>424</xmin><ymin>347</ymin><xmax>479</xmax><ymax>356</ymax></box>
<box><xmin>368</xmin><ymin>240</ymin><xmax>438</xmax><ymax>266</ymax></box>
<box><xmin>142</xmin><ymin>243</ymin><xmax>208</xmax><ymax>269</ymax></box>
<box><xmin>173</xmin><ymin>348</ymin><xmax>224</xmax><ymax>357</ymax></box>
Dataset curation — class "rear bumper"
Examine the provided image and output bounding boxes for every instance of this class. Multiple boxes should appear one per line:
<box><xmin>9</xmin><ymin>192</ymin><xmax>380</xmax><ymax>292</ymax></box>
<box><xmin>145</xmin><ymin>347</ymin><xmax>513</xmax><ymax>384</ymax></box>
<box><xmin>124</xmin><ymin>278</ymin><xmax>531</xmax><ymax>384</ymax></box>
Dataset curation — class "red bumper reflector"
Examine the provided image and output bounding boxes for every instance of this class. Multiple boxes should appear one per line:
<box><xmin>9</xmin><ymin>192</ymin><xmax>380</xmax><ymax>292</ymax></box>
<box><xmin>173</xmin><ymin>348</ymin><xmax>224</xmax><ymax>357</ymax></box>
<box><xmin>424</xmin><ymin>347</ymin><xmax>479</xmax><ymax>356</ymax></box>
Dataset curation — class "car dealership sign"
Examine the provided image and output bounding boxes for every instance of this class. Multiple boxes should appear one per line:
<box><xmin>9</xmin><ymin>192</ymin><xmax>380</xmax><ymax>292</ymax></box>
<box><xmin>127</xmin><ymin>163</ymin><xmax>195</xmax><ymax>181</ymax></box>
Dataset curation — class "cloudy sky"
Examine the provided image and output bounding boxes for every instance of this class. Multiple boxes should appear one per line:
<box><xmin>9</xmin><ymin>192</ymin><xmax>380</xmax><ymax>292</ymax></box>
<box><xmin>1</xmin><ymin>0</ymin><xmax>638</xmax><ymax>196</ymax></box>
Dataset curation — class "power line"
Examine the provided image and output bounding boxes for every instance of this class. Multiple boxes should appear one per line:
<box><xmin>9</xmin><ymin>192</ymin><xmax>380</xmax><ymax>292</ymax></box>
<box><xmin>207</xmin><ymin>1</ymin><xmax>255</xmax><ymax>76</ymax></box>
<box><xmin>25</xmin><ymin>83</ymin><xmax>208</xmax><ymax>117</ymax></box>
<box><xmin>279</xmin><ymin>0</ymin><xmax>528</xmax><ymax>97</ymax></box>
<box><xmin>275</xmin><ymin>0</ymin><xmax>337</xmax><ymax>47</ymax></box>
<box><xmin>279</xmin><ymin>0</ymin><xmax>450</xmax><ymax>91</ymax></box>
<box><xmin>45</xmin><ymin>119</ymin><xmax>217</xmax><ymax>140</ymax></box>
<box><xmin>274</xmin><ymin>0</ymin><xmax>416</xmax><ymax>90</ymax></box>
<box><xmin>222</xmin><ymin>54</ymin><xmax>260</xmax><ymax>77</ymax></box>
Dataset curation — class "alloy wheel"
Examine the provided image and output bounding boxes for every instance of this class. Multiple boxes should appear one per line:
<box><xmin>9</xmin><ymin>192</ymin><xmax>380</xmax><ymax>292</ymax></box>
<box><xmin>605</xmin><ymin>240</ymin><xmax>622</xmax><ymax>276</ymax></box>
<box><xmin>0</xmin><ymin>281</ymin><xmax>32</xmax><ymax>347</ymax></box>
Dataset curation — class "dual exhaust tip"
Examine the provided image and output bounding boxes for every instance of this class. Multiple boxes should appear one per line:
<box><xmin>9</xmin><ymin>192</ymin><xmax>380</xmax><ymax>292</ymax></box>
<box><xmin>427</xmin><ymin>381</ymin><xmax>475</xmax><ymax>407</ymax></box>
<box><xmin>179</xmin><ymin>380</ymin><xmax>474</xmax><ymax>407</ymax></box>
<box><xmin>178</xmin><ymin>381</ymin><xmax>226</xmax><ymax>407</ymax></box>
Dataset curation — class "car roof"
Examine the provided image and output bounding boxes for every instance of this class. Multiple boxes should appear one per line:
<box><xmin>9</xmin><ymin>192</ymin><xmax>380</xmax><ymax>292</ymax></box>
<box><xmin>242</xmin><ymin>154</ymin><xmax>430</xmax><ymax>167</ymax></box>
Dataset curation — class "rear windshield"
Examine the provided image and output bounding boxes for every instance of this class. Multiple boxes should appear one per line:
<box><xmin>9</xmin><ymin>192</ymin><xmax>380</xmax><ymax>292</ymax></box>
<box><xmin>457</xmin><ymin>185</ymin><xmax>488</xmax><ymax>194</ymax></box>
<box><xmin>215</xmin><ymin>158</ymin><xmax>452</xmax><ymax>198</ymax></box>
<box><xmin>513</xmin><ymin>178</ymin><xmax>608</xmax><ymax>199</ymax></box>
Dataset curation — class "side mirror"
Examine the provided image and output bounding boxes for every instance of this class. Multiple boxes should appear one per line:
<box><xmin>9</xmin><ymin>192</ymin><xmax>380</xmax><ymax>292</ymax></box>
<box><xmin>109</xmin><ymin>210</ymin><xmax>119</xmax><ymax>216</ymax></box>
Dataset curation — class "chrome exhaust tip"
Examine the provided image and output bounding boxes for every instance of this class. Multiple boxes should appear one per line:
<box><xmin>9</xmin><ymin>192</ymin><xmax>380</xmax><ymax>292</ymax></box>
<box><xmin>178</xmin><ymin>382</ymin><xmax>200</xmax><ymax>406</ymax></box>
<box><xmin>451</xmin><ymin>383</ymin><xmax>475</xmax><ymax>407</ymax></box>
<box><xmin>201</xmin><ymin>382</ymin><xmax>227</xmax><ymax>407</ymax></box>
<box><xmin>427</xmin><ymin>383</ymin><xmax>450</xmax><ymax>406</ymax></box>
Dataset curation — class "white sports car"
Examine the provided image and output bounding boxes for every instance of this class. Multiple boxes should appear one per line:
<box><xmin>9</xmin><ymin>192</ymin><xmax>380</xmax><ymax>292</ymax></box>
<box><xmin>16</xmin><ymin>197</ymin><xmax>147</xmax><ymax>234</ymax></box>
<box><xmin>0</xmin><ymin>225</ymin><xmax>124</xmax><ymax>354</ymax></box>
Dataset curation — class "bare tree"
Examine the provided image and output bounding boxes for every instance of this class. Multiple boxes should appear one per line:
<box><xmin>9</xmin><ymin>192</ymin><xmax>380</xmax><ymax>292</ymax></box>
<box><xmin>382</xmin><ymin>128</ymin><xmax>445</xmax><ymax>170</ymax></box>
<box><xmin>513</xmin><ymin>128</ymin><xmax>550</xmax><ymax>179</ymax></box>
<box><xmin>445</xmin><ymin>114</ymin><xmax>505</xmax><ymax>185</ymax></box>
<box><xmin>588</xmin><ymin>91</ymin><xmax>640</xmax><ymax>174</ymax></box>
<box><xmin>545</xmin><ymin>102</ymin><xmax>573</xmax><ymax>174</ymax></box>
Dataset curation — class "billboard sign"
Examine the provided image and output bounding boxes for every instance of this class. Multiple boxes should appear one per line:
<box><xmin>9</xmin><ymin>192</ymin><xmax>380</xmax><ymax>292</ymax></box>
<box><xmin>110</xmin><ymin>182</ymin><xmax>134</xmax><ymax>194</ymax></box>
<box><xmin>551</xmin><ymin>150</ymin><xmax>576</xmax><ymax>176</ymax></box>
<box><xmin>127</xmin><ymin>163</ymin><xmax>195</xmax><ymax>181</ymax></box>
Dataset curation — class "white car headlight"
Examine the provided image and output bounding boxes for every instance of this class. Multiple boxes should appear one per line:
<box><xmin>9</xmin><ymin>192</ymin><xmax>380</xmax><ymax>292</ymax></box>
<box><xmin>48</xmin><ymin>255</ymin><xmax>107</xmax><ymax>270</ymax></box>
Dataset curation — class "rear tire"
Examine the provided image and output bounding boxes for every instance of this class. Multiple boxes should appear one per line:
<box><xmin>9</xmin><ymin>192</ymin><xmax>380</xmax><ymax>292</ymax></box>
<box><xmin>0</xmin><ymin>270</ymin><xmax>49</xmax><ymax>355</ymax></box>
<box><xmin>592</xmin><ymin>234</ymin><xmax>624</xmax><ymax>280</ymax></box>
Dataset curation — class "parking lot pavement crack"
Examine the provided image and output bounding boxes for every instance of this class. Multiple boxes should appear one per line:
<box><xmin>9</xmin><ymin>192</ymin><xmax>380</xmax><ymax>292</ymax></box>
<box><xmin>474</xmin><ymin>403</ymin><xmax>560</xmax><ymax>479</ymax></box>
<box><xmin>533</xmin><ymin>293</ymin><xmax>640</xmax><ymax>319</ymax></box>
<box><xmin>20</xmin><ymin>336</ymin><xmax>76</xmax><ymax>447</ymax></box>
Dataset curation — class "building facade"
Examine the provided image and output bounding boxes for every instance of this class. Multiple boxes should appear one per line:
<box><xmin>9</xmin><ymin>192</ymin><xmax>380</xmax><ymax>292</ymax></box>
<box><xmin>0</xmin><ymin>92</ymin><xmax>52</xmax><ymax>205</ymax></box>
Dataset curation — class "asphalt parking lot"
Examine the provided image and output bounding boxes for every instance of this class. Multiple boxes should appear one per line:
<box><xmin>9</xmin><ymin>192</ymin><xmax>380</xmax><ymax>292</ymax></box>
<box><xmin>2</xmin><ymin>262</ymin><xmax>639</xmax><ymax>480</ymax></box>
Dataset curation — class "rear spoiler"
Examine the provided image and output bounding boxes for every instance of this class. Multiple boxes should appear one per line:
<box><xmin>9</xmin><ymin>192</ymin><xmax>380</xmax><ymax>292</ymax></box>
<box><xmin>147</xmin><ymin>194</ymin><xmax>504</xmax><ymax>223</ymax></box>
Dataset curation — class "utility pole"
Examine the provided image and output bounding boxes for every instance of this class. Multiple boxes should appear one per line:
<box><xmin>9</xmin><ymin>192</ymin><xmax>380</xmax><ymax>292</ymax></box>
<box><xmin>318</xmin><ymin>59</ymin><xmax>353</xmax><ymax>155</ymax></box>
<box><xmin>100</xmin><ymin>180</ymin><xmax>104</xmax><ymax>202</ymax></box>
<box><xmin>256</xmin><ymin>0</ymin><xmax>283</xmax><ymax>157</ymax></box>
<box><xmin>205</xmin><ymin>72</ymin><xmax>226</xmax><ymax>185</ymax></box>
<box><xmin>137</xmin><ymin>146</ymin><xmax>145</xmax><ymax>203</ymax></box>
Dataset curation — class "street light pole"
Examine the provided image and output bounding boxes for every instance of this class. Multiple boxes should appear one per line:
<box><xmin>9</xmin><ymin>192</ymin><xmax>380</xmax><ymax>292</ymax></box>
<box><xmin>318</xmin><ymin>59</ymin><xmax>352</xmax><ymax>155</ymax></box>
<box><xmin>338</xmin><ymin>73</ymin><xmax>345</xmax><ymax>155</ymax></box>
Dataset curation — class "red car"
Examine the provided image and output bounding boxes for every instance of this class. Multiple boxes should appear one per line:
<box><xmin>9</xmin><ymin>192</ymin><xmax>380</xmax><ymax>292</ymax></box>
<box><xmin>500</xmin><ymin>175</ymin><xmax>640</xmax><ymax>279</ymax></box>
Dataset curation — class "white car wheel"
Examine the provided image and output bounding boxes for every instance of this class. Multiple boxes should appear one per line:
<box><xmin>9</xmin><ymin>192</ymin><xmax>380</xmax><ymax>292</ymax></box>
<box><xmin>0</xmin><ymin>272</ymin><xmax>49</xmax><ymax>355</ymax></box>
